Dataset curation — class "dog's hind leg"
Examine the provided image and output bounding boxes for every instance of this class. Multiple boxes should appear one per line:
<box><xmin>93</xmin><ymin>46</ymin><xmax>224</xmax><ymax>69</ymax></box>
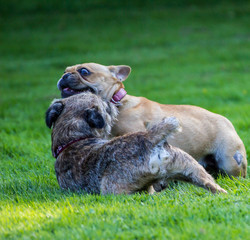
<box><xmin>100</xmin><ymin>148</ymin><xmax>170</xmax><ymax>195</ymax></box>
<box><xmin>214</xmin><ymin>141</ymin><xmax>247</xmax><ymax>178</ymax></box>
<box><xmin>213</xmin><ymin>119</ymin><xmax>247</xmax><ymax>178</ymax></box>
<box><xmin>100</xmin><ymin>166</ymin><xmax>157</xmax><ymax>195</ymax></box>
<box><xmin>100</xmin><ymin>145</ymin><xmax>227</xmax><ymax>195</ymax></box>
<box><xmin>161</xmin><ymin>146</ymin><xmax>227</xmax><ymax>194</ymax></box>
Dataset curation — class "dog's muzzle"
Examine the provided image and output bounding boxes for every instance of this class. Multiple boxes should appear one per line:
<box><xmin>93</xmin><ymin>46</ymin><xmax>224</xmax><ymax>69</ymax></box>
<box><xmin>57</xmin><ymin>73</ymin><xmax>72</xmax><ymax>91</ymax></box>
<box><xmin>57</xmin><ymin>73</ymin><xmax>95</xmax><ymax>98</ymax></box>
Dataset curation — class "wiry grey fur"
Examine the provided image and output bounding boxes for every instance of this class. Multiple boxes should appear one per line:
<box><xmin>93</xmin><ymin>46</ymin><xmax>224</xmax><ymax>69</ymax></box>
<box><xmin>46</xmin><ymin>92</ymin><xmax>227</xmax><ymax>195</ymax></box>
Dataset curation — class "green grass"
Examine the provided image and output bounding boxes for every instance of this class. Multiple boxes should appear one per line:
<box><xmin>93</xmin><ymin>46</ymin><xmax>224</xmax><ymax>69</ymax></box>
<box><xmin>0</xmin><ymin>1</ymin><xmax>249</xmax><ymax>239</ymax></box>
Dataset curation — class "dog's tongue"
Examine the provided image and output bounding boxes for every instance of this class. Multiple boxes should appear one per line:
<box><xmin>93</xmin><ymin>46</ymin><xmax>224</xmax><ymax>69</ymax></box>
<box><xmin>63</xmin><ymin>87</ymin><xmax>72</xmax><ymax>92</ymax></box>
<box><xmin>61</xmin><ymin>86</ymin><xmax>95</xmax><ymax>98</ymax></box>
<box><xmin>61</xmin><ymin>87</ymin><xmax>81</xmax><ymax>98</ymax></box>
<box><xmin>63</xmin><ymin>87</ymin><xmax>79</xmax><ymax>93</ymax></box>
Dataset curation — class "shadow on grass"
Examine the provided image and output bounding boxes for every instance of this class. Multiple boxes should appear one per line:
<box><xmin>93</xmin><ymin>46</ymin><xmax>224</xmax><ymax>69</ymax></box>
<box><xmin>0</xmin><ymin>175</ymin><xmax>225</xmax><ymax>205</ymax></box>
<box><xmin>1</xmin><ymin>175</ymin><xmax>194</xmax><ymax>203</ymax></box>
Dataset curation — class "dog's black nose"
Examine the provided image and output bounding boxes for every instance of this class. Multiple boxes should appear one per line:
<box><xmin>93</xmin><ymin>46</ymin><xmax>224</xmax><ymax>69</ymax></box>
<box><xmin>57</xmin><ymin>73</ymin><xmax>72</xmax><ymax>90</ymax></box>
<box><xmin>62</xmin><ymin>73</ymin><xmax>71</xmax><ymax>80</ymax></box>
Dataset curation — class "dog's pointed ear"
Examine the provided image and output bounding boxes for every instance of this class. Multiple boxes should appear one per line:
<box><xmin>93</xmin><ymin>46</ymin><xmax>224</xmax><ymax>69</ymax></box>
<box><xmin>108</xmin><ymin>65</ymin><xmax>131</xmax><ymax>82</ymax></box>
<box><xmin>83</xmin><ymin>108</ymin><xmax>105</xmax><ymax>129</ymax></box>
<box><xmin>45</xmin><ymin>101</ymin><xmax>64</xmax><ymax>128</ymax></box>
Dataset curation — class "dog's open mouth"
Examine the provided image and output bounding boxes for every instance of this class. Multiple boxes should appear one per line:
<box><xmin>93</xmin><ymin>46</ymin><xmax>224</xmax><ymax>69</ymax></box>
<box><xmin>61</xmin><ymin>87</ymin><xmax>95</xmax><ymax>98</ymax></box>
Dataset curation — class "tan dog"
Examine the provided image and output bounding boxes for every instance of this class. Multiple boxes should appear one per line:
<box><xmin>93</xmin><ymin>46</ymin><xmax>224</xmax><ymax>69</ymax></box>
<box><xmin>57</xmin><ymin>63</ymin><xmax>247</xmax><ymax>178</ymax></box>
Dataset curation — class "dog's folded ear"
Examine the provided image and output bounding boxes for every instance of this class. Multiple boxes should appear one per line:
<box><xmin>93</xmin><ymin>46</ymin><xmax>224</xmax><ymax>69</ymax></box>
<box><xmin>108</xmin><ymin>65</ymin><xmax>131</xmax><ymax>82</ymax></box>
<box><xmin>83</xmin><ymin>108</ymin><xmax>105</xmax><ymax>129</ymax></box>
<box><xmin>45</xmin><ymin>100</ymin><xmax>64</xmax><ymax>128</ymax></box>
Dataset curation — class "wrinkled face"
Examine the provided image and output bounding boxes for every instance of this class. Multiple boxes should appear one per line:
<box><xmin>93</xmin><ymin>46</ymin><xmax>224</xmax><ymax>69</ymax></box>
<box><xmin>46</xmin><ymin>92</ymin><xmax>118</xmax><ymax>143</ymax></box>
<box><xmin>57</xmin><ymin>63</ymin><xmax>131</xmax><ymax>100</ymax></box>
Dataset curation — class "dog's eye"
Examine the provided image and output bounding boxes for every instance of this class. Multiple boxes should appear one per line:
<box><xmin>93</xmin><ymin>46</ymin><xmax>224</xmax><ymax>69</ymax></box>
<box><xmin>78</xmin><ymin>68</ymin><xmax>91</xmax><ymax>77</ymax></box>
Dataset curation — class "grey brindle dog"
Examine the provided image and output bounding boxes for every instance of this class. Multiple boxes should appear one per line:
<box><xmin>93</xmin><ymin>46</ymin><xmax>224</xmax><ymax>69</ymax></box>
<box><xmin>46</xmin><ymin>92</ymin><xmax>227</xmax><ymax>194</ymax></box>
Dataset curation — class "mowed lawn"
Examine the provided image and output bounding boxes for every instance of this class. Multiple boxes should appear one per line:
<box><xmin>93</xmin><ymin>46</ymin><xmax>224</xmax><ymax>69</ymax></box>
<box><xmin>0</xmin><ymin>1</ymin><xmax>249</xmax><ymax>239</ymax></box>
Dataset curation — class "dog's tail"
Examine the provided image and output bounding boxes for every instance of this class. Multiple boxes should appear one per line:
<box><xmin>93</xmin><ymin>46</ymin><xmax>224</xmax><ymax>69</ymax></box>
<box><xmin>147</xmin><ymin>117</ymin><xmax>181</xmax><ymax>145</ymax></box>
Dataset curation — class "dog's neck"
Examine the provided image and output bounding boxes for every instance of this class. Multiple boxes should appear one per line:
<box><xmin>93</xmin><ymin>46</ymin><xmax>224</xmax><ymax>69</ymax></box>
<box><xmin>52</xmin><ymin>137</ymin><xmax>96</xmax><ymax>158</ymax></box>
<box><xmin>116</xmin><ymin>94</ymin><xmax>140</xmax><ymax>111</ymax></box>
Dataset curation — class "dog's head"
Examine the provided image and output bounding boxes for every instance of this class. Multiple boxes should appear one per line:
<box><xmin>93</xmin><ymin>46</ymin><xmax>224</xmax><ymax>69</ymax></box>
<box><xmin>57</xmin><ymin>63</ymin><xmax>131</xmax><ymax>101</ymax></box>
<box><xmin>45</xmin><ymin>92</ymin><xmax>118</xmax><ymax>150</ymax></box>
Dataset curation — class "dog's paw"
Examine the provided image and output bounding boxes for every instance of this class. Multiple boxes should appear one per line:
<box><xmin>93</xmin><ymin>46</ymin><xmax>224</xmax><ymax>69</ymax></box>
<box><xmin>206</xmin><ymin>182</ymin><xmax>228</xmax><ymax>194</ymax></box>
<box><xmin>214</xmin><ymin>185</ymin><xmax>228</xmax><ymax>194</ymax></box>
